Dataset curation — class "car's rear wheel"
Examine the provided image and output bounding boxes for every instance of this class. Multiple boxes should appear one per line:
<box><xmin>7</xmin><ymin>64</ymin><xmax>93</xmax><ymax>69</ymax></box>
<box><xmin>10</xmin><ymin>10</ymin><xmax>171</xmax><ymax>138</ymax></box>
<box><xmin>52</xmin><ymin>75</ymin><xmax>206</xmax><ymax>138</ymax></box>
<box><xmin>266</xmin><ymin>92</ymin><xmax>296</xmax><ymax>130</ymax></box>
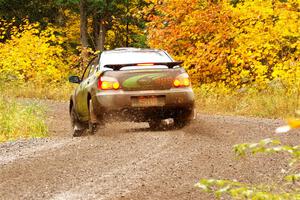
<box><xmin>174</xmin><ymin>118</ymin><xmax>191</xmax><ymax>129</ymax></box>
<box><xmin>148</xmin><ymin>119</ymin><xmax>162</xmax><ymax>130</ymax></box>
<box><xmin>173</xmin><ymin>108</ymin><xmax>194</xmax><ymax>129</ymax></box>
<box><xmin>70</xmin><ymin>105</ymin><xmax>85</xmax><ymax>137</ymax></box>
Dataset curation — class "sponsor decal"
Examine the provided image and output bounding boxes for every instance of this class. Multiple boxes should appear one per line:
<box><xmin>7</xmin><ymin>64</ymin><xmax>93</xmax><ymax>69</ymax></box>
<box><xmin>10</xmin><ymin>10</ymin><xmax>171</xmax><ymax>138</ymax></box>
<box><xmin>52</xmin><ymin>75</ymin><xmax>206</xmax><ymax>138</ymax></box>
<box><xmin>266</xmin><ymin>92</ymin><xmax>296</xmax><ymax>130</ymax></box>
<box><xmin>122</xmin><ymin>73</ymin><xmax>170</xmax><ymax>88</ymax></box>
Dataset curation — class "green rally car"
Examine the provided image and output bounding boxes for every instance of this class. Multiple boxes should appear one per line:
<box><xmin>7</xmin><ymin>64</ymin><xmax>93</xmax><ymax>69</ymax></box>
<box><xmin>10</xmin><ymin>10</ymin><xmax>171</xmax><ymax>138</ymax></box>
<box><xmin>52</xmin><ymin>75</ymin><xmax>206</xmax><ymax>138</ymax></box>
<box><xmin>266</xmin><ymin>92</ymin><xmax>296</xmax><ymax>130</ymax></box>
<box><xmin>69</xmin><ymin>48</ymin><xmax>195</xmax><ymax>136</ymax></box>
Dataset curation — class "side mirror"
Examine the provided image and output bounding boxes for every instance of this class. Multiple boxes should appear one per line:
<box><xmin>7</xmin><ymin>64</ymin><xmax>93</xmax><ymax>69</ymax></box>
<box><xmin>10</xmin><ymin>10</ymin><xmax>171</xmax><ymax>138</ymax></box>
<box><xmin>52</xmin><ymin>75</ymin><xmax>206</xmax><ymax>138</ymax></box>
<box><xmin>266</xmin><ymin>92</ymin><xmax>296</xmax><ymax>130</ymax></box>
<box><xmin>69</xmin><ymin>75</ymin><xmax>81</xmax><ymax>84</ymax></box>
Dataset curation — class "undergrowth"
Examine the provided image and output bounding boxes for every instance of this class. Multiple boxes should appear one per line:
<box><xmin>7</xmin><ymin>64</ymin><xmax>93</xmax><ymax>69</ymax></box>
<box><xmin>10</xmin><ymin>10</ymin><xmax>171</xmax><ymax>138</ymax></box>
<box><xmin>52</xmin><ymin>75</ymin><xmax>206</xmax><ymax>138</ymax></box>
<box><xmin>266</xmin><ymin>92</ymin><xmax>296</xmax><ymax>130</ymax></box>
<box><xmin>0</xmin><ymin>96</ymin><xmax>48</xmax><ymax>142</ymax></box>
<box><xmin>195</xmin><ymin>84</ymin><xmax>300</xmax><ymax>119</ymax></box>
<box><xmin>0</xmin><ymin>82</ymin><xmax>75</xmax><ymax>101</ymax></box>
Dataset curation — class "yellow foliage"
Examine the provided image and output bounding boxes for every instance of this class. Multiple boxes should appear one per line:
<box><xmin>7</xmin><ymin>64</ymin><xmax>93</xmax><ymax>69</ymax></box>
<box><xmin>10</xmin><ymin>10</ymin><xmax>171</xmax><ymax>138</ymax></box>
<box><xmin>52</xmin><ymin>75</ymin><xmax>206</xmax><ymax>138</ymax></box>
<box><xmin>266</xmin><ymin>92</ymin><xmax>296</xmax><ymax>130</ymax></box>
<box><xmin>63</xmin><ymin>10</ymin><xmax>81</xmax><ymax>46</ymax></box>
<box><xmin>147</xmin><ymin>0</ymin><xmax>300</xmax><ymax>90</ymax></box>
<box><xmin>0</xmin><ymin>19</ymin><xmax>72</xmax><ymax>85</ymax></box>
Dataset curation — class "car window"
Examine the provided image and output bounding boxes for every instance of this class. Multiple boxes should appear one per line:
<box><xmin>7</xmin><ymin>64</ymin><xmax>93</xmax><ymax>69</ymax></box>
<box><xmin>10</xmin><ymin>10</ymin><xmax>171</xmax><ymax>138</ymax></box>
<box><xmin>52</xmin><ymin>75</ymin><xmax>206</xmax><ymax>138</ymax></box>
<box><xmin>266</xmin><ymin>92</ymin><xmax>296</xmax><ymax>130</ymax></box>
<box><xmin>82</xmin><ymin>65</ymin><xmax>91</xmax><ymax>80</ymax></box>
<box><xmin>81</xmin><ymin>57</ymin><xmax>98</xmax><ymax>80</ymax></box>
<box><xmin>88</xmin><ymin>58</ymin><xmax>99</xmax><ymax>77</ymax></box>
<box><xmin>99</xmin><ymin>51</ymin><xmax>172</xmax><ymax>68</ymax></box>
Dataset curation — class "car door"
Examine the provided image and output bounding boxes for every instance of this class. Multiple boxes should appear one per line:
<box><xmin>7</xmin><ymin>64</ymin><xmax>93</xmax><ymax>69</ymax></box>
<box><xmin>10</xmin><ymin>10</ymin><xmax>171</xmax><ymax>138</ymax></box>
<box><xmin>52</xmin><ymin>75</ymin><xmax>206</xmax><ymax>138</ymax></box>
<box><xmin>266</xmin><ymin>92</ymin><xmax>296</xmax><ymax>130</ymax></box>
<box><xmin>75</xmin><ymin>57</ymin><xmax>99</xmax><ymax>121</ymax></box>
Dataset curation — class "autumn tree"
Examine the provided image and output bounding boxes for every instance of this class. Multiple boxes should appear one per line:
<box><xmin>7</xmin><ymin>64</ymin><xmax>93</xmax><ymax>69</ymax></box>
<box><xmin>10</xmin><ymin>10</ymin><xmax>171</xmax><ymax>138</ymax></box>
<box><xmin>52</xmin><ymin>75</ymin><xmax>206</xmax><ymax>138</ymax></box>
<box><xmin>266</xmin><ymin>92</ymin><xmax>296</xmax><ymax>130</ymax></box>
<box><xmin>79</xmin><ymin>0</ymin><xmax>89</xmax><ymax>66</ymax></box>
<box><xmin>146</xmin><ymin>0</ymin><xmax>234</xmax><ymax>84</ymax></box>
<box><xmin>87</xmin><ymin>0</ymin><xmax>148</xmax><ymax>51</ymax></box>
<box><xmin>147</xmin><ymin>0</ymin><xmax>300</xmax><ymax>89</ymax></box>
<box><xmin>0</xmin><ymin>0</ymin><xmax>61</xmax><ymax>23</ymax></box>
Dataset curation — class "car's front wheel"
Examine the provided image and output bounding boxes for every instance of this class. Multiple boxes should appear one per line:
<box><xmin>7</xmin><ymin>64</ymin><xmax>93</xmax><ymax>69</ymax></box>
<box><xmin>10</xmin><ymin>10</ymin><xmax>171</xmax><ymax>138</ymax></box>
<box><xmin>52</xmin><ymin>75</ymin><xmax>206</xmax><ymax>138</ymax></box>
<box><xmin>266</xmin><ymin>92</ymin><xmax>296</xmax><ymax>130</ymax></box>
<box><xmin>70</xmin><ymin>105</ymin><xmax>85</xmax><ymax>137</ymax></box>
<box><xmin>87</xmin><ymin>99</ymin><xmax>101</xmax><ymax>135</ymax></box>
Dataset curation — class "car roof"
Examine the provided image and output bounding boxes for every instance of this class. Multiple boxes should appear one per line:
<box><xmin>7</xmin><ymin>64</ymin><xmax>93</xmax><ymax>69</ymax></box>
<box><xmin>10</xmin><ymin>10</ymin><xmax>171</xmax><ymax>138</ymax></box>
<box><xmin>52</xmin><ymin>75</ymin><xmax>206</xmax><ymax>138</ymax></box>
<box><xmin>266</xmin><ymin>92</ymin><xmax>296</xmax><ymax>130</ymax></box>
<box><xmin>102</xmin><ymin>48</ymin><xmax>164</xmax><ymax>54</ymax></box>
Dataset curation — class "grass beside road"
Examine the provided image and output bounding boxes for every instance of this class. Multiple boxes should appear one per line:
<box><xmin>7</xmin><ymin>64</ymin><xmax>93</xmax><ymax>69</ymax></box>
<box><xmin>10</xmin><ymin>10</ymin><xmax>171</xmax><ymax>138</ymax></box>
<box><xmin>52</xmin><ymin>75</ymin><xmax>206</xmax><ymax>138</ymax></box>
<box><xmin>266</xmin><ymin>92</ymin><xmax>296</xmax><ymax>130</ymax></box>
<box><xmin>0</xmin><ymin>97</ymin><xmax>48</xmax><ymax>142</ymax></box>
<box><xmin>0</xmin><ymin>82</ymin><xmax>75</xmax><ymax>101</ymax></box>
<box><xmin>195</xmin><ymin>85</ymin><xmax>300</xmax><ymax>119</ymax></box>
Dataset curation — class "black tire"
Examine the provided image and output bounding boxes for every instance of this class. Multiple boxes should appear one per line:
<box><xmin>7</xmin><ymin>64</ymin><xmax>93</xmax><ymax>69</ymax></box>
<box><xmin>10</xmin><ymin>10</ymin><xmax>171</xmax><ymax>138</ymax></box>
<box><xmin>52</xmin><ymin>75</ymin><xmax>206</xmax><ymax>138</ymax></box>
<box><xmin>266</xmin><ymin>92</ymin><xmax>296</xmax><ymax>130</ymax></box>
<box><xmin>173</xmin><ymin>108</ymin><xmax>194</xmax><ymax>129</ymax></box>
<box><xmin>70</xmin><ymin>105</ymin><xmax>85</xmax><ymax>137</ymax></box>
<box><xmin>148</xmin><ymin>119</ymin><xmax>162</xmax><ymax>131</ymax></box>
<box><xmin>73</xmin><ymin>129</ymin><xmax>84</xmax><ymax>137</ymax></box>
<box><xmin>174</xmin><ymin>118</ymin><xmax>191</xmax><ymax>129</ymax></box>
<box><xmin>88</xmin><ymin>121</ymin><xmax>98</xmax><ymax>135</ymax></box>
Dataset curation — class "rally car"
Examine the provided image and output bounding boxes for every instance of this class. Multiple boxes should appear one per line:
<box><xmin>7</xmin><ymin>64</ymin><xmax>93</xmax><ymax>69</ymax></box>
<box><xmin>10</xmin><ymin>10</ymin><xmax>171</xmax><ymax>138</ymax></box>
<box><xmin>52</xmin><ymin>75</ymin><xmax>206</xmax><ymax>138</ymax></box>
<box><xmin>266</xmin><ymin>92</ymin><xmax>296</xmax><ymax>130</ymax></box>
<box><xmin>69</xmin><ymin>48</ymin><xmax>195</xmax><ymax>136</ymax></box>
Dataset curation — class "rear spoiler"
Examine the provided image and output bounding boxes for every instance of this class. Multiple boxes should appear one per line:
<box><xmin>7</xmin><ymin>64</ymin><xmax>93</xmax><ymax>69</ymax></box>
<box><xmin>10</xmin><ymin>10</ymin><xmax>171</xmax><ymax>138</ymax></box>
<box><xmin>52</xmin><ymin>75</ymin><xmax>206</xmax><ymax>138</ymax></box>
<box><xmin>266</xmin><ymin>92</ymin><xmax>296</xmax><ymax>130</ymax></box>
<box><xmin>104</xmin><ymin>61</ymin><xmax>183</xmax><ymax>71</ymax></box>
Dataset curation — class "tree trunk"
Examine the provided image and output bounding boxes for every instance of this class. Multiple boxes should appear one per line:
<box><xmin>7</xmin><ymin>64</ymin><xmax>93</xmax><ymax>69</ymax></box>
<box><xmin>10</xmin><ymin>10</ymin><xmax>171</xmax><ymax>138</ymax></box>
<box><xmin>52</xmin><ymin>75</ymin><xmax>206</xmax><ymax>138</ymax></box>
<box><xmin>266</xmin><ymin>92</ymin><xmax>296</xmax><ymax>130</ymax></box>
<box><xmin>92</xmin><ymin>15</ymin><xmax>100</xmax><ymax>51</ymax></box>
<box><xmin>93</xmin><ymin>17</ymin><xmax>106</xmax><ymax>52</ymax></box>
<box><xmin>80</xmin><ymin>0</ymin><xmax>89</xmax><ymax>68</ymax></box>
<box><xmin>99</xmin><ymin>19</ymin><xmax>106</xmax><ymax>51</ymax></box>
<box><xmin>126</xmin><ymin>0</ymin><xmax>129</xmax><ymax>47</ymax></box>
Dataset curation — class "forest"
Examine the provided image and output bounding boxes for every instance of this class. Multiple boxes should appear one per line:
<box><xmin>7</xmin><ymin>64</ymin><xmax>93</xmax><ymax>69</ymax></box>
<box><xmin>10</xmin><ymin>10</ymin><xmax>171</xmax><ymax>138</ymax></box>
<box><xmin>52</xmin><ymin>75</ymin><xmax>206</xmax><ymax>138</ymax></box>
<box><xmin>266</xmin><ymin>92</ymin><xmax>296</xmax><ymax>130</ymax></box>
<box><xmin>0</xmin><ymin>0</ymin><xmax>299</xmax><ymax>117</ymax></box>
<box><xmin>0</xmin><ymin>0</ymin><xmax>298</xmax><ymax>91</ymax></box>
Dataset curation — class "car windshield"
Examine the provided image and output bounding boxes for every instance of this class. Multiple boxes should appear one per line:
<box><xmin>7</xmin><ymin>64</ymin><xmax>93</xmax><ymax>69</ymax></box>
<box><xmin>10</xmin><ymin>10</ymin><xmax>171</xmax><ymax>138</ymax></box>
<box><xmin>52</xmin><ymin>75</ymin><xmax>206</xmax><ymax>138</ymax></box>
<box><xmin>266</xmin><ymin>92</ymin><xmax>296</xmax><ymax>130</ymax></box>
<box><xmin>100</xmin><ymin>51</ymin><xmax>172</xmax><ymax>67</ymax></box>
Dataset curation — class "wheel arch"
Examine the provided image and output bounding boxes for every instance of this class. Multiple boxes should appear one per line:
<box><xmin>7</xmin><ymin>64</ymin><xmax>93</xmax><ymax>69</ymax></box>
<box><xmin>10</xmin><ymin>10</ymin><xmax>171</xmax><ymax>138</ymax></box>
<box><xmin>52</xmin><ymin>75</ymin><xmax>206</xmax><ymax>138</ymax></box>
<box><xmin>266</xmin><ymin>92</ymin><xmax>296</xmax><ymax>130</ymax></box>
<box><xmin>87</xmin><ymin>93</ymin><xmax>92</xmax><ymax>107</ymax></box>
<box><xmin>87</xmin><ymin>92</ymin><xmax>92</xmax><ymax>100</ymax></box>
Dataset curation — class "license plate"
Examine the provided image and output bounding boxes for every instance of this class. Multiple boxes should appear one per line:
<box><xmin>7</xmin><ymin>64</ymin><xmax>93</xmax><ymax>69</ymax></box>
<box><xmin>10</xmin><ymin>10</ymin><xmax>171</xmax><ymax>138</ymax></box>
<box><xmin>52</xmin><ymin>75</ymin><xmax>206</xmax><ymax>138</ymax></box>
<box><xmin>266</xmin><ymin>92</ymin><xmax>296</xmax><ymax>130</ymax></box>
<box><xmin>132</xmin><ymin>96</ymin><xmax>165</xmax><ymax>107</ymax></box>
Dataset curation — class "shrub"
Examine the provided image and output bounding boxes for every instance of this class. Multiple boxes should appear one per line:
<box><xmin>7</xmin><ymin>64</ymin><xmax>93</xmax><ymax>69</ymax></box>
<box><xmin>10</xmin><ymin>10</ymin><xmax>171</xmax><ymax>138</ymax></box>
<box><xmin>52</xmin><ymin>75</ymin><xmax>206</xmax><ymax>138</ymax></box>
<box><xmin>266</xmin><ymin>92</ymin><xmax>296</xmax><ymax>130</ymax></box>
<box><xmin>0</xmin><ymin>18</ymin><xmax>73</xmax><ymax>85</ymax></box>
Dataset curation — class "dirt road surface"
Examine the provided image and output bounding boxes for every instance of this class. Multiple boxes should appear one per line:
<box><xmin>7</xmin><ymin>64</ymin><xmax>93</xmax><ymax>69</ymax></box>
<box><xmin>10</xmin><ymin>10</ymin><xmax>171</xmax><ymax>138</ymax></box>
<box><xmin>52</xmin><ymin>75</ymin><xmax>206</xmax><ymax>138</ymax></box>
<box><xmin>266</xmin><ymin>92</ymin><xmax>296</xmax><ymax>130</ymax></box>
<box><xmin>0</xmin><ymin>101</ymin><xmax>299</xmax><ymax>200</ymax></box>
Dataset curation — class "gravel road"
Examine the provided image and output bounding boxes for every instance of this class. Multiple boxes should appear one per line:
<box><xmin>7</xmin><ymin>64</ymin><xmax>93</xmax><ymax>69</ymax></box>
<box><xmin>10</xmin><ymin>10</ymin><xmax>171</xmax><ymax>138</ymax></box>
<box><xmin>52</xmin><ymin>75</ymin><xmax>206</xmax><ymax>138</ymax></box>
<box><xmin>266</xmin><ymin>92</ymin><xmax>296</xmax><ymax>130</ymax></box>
<box><xmin>0</xmin><ymin>101</ymin><xmax>299</xmax><ymax>200</ymax></box>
